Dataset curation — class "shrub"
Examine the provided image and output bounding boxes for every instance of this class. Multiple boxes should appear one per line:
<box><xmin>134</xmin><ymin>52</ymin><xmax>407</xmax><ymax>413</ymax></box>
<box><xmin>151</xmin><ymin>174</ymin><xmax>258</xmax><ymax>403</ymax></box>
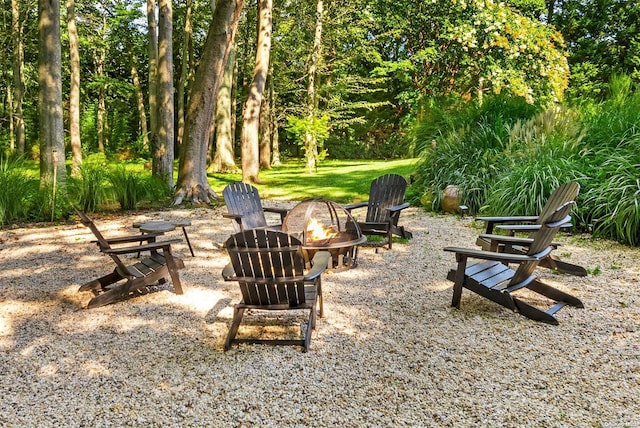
<box><xmin>0</xmin><ymin>157</ymin><xmax>38</xmax><ymax>225</ymax></box>
<box><xmin>68</xmin><ymin>158</ymin><xmax>110</xmax><ymax>213</ymax></box>
<box><xmin>107</xmin><ymin>166</ymin><xmax>148</xmax><ymax>211</ymax></box>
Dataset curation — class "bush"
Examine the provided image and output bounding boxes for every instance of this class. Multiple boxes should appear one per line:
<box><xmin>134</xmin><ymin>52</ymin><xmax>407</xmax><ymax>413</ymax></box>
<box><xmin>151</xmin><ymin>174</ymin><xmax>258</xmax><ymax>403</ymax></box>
<box><xmin>107</xmin><ymin>166</ymin><xmax>148</xmax><ymax>211</ymax></box>
<box><xmin>0</xmin><ymin>157</ymin><xmax>38</xmax><ymax>225</ymax></box>
<box><xmin>68</xmin><ymin>156</ymin><xmax>110</xmax><ymax>213</ymax></box>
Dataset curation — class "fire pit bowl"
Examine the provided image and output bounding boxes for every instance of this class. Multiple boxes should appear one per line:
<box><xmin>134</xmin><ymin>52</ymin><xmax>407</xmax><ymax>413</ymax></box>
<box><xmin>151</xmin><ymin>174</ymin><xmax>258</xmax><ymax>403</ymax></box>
<box><xmin>282</xmin><ymin>199</ymin><xmax>366</xmax><ymax>270</ymax></box>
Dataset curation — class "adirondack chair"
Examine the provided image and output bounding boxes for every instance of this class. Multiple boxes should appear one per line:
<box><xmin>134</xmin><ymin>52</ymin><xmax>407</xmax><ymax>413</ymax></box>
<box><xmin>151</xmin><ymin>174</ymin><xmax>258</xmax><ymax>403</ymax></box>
<box><xmin>344</xmin><ymin>174</ymin><xmax>413</xmax><ymax>249</ymax></box>
<box><xmin>475</xmin><ymin>181</ymin><xmax>587</xmax><ymax>276</ymax></box>
<box><xmin>222</xmin><ymin>182</ymin><xmax>289</xmax><ymax>233</ymax></box>
<box><xmin>444</xmin><ymin>201</ymin><xmax>583</xmax><ymax>325</ymax></box>
<box><xmin>75</xmin><ymin>209</ymin><xmax>185</xmax><ymax>309</ymax></box>
<box><xmin>222</xmin><ymin>229</ymin><xmax>330</xmax><ymax>352</ymax></box>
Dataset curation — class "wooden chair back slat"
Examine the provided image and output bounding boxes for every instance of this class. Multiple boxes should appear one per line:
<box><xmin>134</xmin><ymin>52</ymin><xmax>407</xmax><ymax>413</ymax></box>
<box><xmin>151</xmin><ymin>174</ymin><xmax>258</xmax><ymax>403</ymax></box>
<box><xmin>75</xmin><ymin>208</ymin><xmax>132</xmax><ymax>277</ymax></box>
<box><xmin>226</xmin><ymin>229</ymin><xmax>307</xmax><ymax>307</ymax></box>
<box><xmin>536</xmin><ymin>182</ymin><xmax>580</xmax><ymax>226</ymax></box>
<box><xmin>510</xmin><ymin>201</ymin><xmax>574</xmax><ymax>285</ymax></box>
<box><xmin>223</xmin><ymin>183</ymin><xmax>269</xmax><ymax>232</ymax></box>
<box><xmin>366</xmin><ymin>174</ymin><xmax>408</xmax><ymax>223</ymax></box>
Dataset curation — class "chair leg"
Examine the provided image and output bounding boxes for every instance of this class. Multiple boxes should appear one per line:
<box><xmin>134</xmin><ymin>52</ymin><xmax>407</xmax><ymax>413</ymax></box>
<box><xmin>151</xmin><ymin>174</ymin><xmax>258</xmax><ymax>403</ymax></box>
<box><xmin>303</xmin><ymin>307</ymin><xmax>315</xmax><ymax>352</ymax></box>
<box><xmin>451</xmin><ymin>257</ymin><xmax>468</xmax><ymax>308</ymax></box>
<box><xmin>317</xmin><ymin>278</ymin><xmax>323</xmax><ymax>318</ymax></box>
<box><xmin>224</xmin><ymin>307</ymin><xmax>245</xmax><ymax>351</ymax></box>
<box><xmin>164</xmin><ymin>251</ymin><xmax>183</xmax><ymax>294</ymax></box>
<box><xmin>526</xmin><ymin>279</ymin><xmax>584</xmax><ymax>308</ymax></box>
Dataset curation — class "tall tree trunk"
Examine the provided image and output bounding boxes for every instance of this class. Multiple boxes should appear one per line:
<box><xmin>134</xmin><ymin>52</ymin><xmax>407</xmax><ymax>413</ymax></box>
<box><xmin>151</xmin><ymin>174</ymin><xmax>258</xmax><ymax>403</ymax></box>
<box><xmin>270</xmin><ymin>67</ymin><xmax>280</xmax><ymax>166</ymax></box>
<box><xmin>240</xmin><ymin>0</ymin><xmax>272</xmax><ymax>183</ymax></box>
<box><xmin>177</xmin><ymin>0</ymin><xmax>193</xmax><ymax>148</ymax></box>
<box><xmin>259</xmin><ymin>77</ymin><xmax>271</xmax><ymax>169</ymax></box>
<box><xmin>154</xmin><ymin>0</ymin><xmax>175</xmax><ymax>187</ymax></box>
<box><xmin>38</xmin><ymin>0</ymin><xmax>66</xmax><ymax>197</ymax></box>
<box><xmin>67</xmin><ymin>0</ymin><xmax>82</xmax><ymax>176</ymax></box>
<box><xmin>11</xmin><ymin>0</ymin><xmax>26</xmax><ymax>154</ymax></box>
<box><xmin>174</xmin><ymin>0</ymin><xmax>244</xmax><ymax>204</ymax></box>
<box><xmin>131</xmin><ymin>60</ymin><xmax>150</xmax><ymax>152</ymax></box>
<box><xmin>147</xmin><ymin>0</ymin><xmax>158</xmax><ymax>149</ymax></box>
<box><xmin>304</xmin><ymin>0</ymin><xmax>323</xmax><ymax>174</ymax></box>
<box><xmin>211</xmin><ymin>47</ymin><xmax>237</xmax><ymax>172</ymax></box>
<box><xmin>96</xmin><ymin>48</ymin><xmax>106</xmax><ymax>153</ymax></box>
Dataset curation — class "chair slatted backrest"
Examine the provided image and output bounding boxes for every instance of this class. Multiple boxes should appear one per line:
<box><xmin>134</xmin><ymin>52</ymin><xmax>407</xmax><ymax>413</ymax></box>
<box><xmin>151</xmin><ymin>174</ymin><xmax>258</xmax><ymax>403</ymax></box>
<box><xmin>223</xmin><ymin>182</ymin><xmax>269</xmax><ymax>232</ymax></box>
<box><xmin>365</xmin><ymin>174</ymin><xmax>409</xmax><ymax>223</ymax></box>
<box><xmin>510</xmin><ymin>201</ymin><xmax>575</xmax><ymax>285</ymax></box>
<box><xmin>535</xmin><ymin>182</ymin><xmax>580</xmax><ymax>226</ymax></box>
<box><xmin>225</xmin><ymin>229</ymin><xmax>307</xmax><ymax>307</ymax></box>
<box><xmin>75</xmin><ymin>209</ymin><xmax>133</xmax><ymax>278</ymax></box>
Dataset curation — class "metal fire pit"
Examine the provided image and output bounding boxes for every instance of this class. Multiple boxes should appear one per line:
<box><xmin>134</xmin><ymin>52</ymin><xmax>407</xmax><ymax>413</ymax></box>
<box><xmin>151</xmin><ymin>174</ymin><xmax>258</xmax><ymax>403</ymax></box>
<box><xmin>282</xmin><ymin>199</ymin><xmax>366</xmax><ymax>271</ymax></box>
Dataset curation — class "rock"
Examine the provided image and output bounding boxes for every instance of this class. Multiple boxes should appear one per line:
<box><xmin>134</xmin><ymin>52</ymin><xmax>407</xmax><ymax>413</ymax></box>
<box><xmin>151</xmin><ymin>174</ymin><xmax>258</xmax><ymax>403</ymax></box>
<box><xmin>442</xmin><ymin>185</ymin><xmax>461</xmax><ymax>213</ymax></box>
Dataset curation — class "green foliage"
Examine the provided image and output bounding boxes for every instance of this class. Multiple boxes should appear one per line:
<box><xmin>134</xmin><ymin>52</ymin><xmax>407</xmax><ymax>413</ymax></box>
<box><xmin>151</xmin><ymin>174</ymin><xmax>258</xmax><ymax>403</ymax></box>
<box><xmin>575</xmin><ymin>75</ymin><xmax>640</xmax><ymax>245</ymax></box>
<box><xmin>554</xmin><ymin>0</ymin><xmax>640</xmax><ymax>98</ymax></box>
<box><xmin>107</xmin><ymin>167</ymin><xmax>148</xmax><ymax>211</ymax></box>
<box><xmin>68</xmin><ymin>155</ymin><xmax>110</xmax><ymax>213</ymax></box>
<box><xmin>0</xmin><ymin>157</ymin><xmax>38</xmax><ymax>226</ymax></box>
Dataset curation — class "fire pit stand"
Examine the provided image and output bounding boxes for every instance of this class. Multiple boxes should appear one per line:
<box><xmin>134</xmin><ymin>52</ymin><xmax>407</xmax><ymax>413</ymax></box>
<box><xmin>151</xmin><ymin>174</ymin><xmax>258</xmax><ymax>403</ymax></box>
<box><xmin>282</xmin><ymin>199</ymin><xmax>367</xmax><ymax>271</ymax></box>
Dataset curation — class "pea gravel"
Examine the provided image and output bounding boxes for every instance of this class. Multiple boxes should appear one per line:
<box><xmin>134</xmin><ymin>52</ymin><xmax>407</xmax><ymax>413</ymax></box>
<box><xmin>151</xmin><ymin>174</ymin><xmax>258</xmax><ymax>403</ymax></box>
<box><xmin>0</xmin><ymin>205</ymin><xmax>638</xmax><ymax>427</ymax></box>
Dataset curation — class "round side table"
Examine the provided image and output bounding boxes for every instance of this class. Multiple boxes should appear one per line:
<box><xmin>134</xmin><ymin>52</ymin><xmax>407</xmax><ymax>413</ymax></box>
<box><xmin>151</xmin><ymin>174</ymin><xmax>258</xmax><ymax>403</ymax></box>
<box><xmin>134</xmin><ymin>220</ymin><xmax>194</xmax><ymax>257</ymax></box>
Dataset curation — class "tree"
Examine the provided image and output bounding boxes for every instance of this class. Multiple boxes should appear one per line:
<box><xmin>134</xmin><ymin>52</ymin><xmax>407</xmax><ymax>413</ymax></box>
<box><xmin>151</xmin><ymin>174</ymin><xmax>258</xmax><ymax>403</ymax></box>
<box><xmin>38</xmin><ymin>0</ymin><xmax>66</xmax><ymax>201</ymax></box>
<box><xmin>174</xmin><ymin>0</ymin><xmax>244</xmax><ymax>204</ymax></box>
<box><xmin>211</xmin><ymin>47</ymin><xmax>238</xmax><ymax>172</ymax></box>
<box><xmin>303</xmin><ymin>0</ymin><xmax>323</xmax><ymax>173</ymax></box>
<box><xmin>154</xmin><ymin>0</ymin><xmax>175</xmax><ymax>187</ymax></box>
<box><xmin>66</xmin><ymin>0</ymin><xmax>82</xmax><ymax>176</ymax></box>
<box><xmin>11</xmin><ymin>0</ymin><xmax>26</xmax><ymax>154</ymax></box>
<box><xmin>240</xmin><ymin>0</ymin><xmax>272</xmax><ymax>183</ymax></box>
<box><xmin>553</xmin><ymin>0</ymin><xmax>640</xmax><ymax>97</ymax></box>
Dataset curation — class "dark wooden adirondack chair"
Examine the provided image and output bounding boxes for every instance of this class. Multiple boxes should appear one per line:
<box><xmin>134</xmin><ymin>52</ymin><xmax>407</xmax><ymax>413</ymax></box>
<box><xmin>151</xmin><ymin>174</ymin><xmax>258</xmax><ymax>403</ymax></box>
<box><xmin>345</xmin><ymin>174</ymin><xmax>413</xmax><ymax>249</ymax></box>
<box><xmin>222</xmin><ymin>229</ymin><xmax>330</xmax><ymax>352</ymax></box>
<box><xmin>76</xmin><ymin>210</ymin><xmax>185</xmax><ymax>309</ymax></box>
<box><xmin>222</xmin><ymin>182</ymin><xmax>289</xmax><ymax>233</ymax></box>
<box><xmin>444</xmin><ymin>201</ymin><xmax>583</xmax><ymax>324</ymax></box>
<box><xmin>475</xmin><ymin>181</ymin><xmax>587</xmax><ymax>276</ymax></box>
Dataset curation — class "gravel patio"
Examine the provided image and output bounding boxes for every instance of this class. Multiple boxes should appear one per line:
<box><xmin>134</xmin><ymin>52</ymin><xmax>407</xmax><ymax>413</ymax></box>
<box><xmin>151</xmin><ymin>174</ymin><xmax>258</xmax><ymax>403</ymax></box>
<box><xmin>0</xmin><ymin>205</ymin><xmax>638</xmax><ymax>427</ymax></box>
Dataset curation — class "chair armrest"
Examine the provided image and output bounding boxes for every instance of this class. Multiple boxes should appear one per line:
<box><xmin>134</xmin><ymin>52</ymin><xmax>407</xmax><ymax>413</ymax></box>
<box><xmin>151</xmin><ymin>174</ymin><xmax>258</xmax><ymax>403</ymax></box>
<box><xmin>263</xmin><ymin>206</ymin><xmax>289</xmax><ymax>222</ymax></box>
<box><xmin>305</xmin><ymin>251</ymin><xmax>331</xmax><ymax>281</ymax></box>
<box><xmin>344</xmin><ymin>201</ymin><xmax>368</xmax><ymax>212</ymax></box>
<box><xmin>103</xmin><ymin>239</ymin><xmax>182</xmax><ymax>255</ymax></box>
<box><xmin>443</xmin><ymin>246</ymin><xmax>550</xmax><ymax>262</ymax></box>
<box><xmin>475</xmin><ymin>215</ymin><xmax>539</xmax><ymax>233</ymax></box>
<box><xmin>386</xmin><ymin>202</ymin><xmax>410</xmax><ymax>213</ymax></box>
<box><xmin>476</xmin><ymin>215</ymin><xmax>540</xmax><ymax>223</ymax></box>
<box><xmin>478</xmin><ymin>234</ymin><xmax>536</xmax><ymax>246</ymax></box>
<box><xmin>496</xmin><ymin>222</ymin><xmax>573</xmax><ymax>233</ymax></box>
<box><xmin>102</xmin><ymin>233</ymin><xmax>163</xmax><ymax>244</ymax></box>
<box><xmin>223</xmin><ymin>213</ymin><xmax>243</xmax><ymax>220</ymax></box>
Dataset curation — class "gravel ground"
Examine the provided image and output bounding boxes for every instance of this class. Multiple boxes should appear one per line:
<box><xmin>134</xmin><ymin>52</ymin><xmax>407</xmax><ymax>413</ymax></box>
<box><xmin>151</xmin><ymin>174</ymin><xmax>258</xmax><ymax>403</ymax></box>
<box><xmin>0</xmin><ymin>205</ymin><xmax>638</xmax><ymax>427</ymax></box>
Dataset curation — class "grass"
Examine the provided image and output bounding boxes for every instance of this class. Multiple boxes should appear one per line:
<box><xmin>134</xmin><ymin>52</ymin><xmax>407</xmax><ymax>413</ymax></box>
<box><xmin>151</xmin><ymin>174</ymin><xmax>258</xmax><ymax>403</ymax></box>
<box><xmin>206</xmin><ymin>158</ymin><xmax>417</xmax><ymax>203</ymax></box>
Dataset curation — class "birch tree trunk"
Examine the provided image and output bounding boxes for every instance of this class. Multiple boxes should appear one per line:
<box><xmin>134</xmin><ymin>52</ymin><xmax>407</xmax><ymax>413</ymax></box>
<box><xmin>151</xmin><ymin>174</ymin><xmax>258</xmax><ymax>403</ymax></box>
<box><xmin>211</xmin><ymin>47</ymin><xmax>238</xmax><ymax>173</ymax></box>
<box><xmin>154</xmin><ymin>0</ymin><xmax>175</xmax><ymax>187</ymax></box>
<box><xmin>38</xmin><ymin>0</ymin><xmax>66</xmax><ymax>195</ymax></box>
<box><xmin>240</xmin><ymin>0</ymin><xmax>272</xmax><ymax>183</ymax></box>
<box><xmin>67</xmin><ymin>0</ymin><xmax>82</xmax><ymax>176</ymax></box>
<box><xmin>174</xmin><ymin>0</ymin><xmax>244</xmax><ymax>204</ymax></box>
<box><xmin>304</xmin><ymin>0</ymin><xmax>323</xmax><ymax>173</ymax></box>
<box><xmin>11</xmin><ymin>0</ymin><xmax>26</xmax><ymax>154</ymax></box>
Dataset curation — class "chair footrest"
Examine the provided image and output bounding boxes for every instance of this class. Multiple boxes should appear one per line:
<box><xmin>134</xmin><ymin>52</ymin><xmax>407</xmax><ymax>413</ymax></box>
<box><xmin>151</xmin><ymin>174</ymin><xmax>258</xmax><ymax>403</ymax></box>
<box><xmin>547</xmin><ymin>301</ymin><xmax>568</xmax><ymax>315</ymax></box>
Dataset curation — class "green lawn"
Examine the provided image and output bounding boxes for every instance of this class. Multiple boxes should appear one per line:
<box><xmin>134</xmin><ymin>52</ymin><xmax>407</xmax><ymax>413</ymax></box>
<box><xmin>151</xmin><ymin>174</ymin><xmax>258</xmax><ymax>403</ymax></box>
<box><xmin>207</xmin><ymin>159</ymin><xmax>417</xmax><ymax>203</ymax></box>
